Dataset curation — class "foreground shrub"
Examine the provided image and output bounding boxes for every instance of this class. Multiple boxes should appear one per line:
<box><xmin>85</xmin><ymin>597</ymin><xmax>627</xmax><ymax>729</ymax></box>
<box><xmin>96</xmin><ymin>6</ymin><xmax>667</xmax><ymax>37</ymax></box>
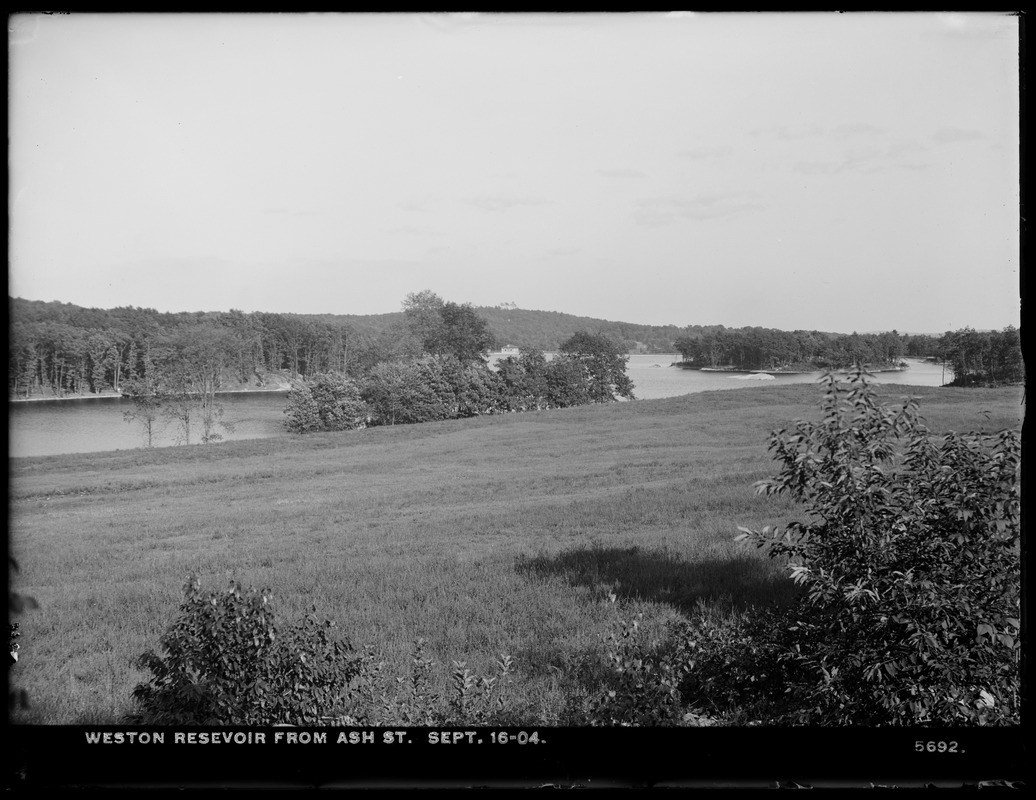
<box><xmin>588</xmin><ymin>614</ymin><xmax>690</xmax><ymax>726</ymax></box>
<box><xmin>588</xmin><ymin>373</ymin><xmax>1020</xmax><ymax>727</ymax></box>
<box><xmin>127</xmin><ymin>577</ymin><xmax>365</xmax><ymax>725</ymax></box>
<box><xmin>586</xmin><ymin>607</ymin><xmax>799</xmax><ymax>727</ymax></box>
<box><xmin>128</xmin><ymin>579</ymin><xmax>522</xmax><ymax>726</ymax></box>
<box><xmin>673</xmin><ymin>606</ymin><xmax>798</xmax><ymax>725</ymax></box>
<box><xmin>737</xmin><ymin>371</ymin><xmax>1020</xmax><ymax>725</ymax></box>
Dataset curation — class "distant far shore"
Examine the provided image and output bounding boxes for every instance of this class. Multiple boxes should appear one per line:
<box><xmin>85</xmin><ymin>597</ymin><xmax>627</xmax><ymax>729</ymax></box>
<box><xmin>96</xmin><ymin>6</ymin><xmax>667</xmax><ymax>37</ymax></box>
<box><xmin>679</xmin><ymin>361</ymin><xmax>913</xmax><ymax>375</ymax></box>
<box><xmin>9</xmin><ymin>380</ymin><xmax>293</xmax><ymax>404</ymax></box>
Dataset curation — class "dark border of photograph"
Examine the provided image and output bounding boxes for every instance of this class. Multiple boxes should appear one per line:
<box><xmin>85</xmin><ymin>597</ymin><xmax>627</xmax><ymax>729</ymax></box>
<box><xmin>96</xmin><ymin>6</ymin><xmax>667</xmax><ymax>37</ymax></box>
<box><xmin>5</xmin><ymin>724</ymin><xmax>1028</xmax><ymax>789</ymax></box>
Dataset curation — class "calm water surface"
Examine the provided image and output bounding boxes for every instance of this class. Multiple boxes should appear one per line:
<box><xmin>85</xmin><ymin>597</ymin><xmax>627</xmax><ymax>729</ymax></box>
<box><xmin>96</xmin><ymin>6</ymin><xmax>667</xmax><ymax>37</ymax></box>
<box><xmin>9</xmin><ymin>392</ymin><xmax>291</xmax><ymax>459</ymax></box>
<box><xmin>8</xmin><ymin>357</ymin><xmax>947</xmax><ymax>458</ymax></box>
<box><xmin>622</xmin><ymin>355</ymin><xmax>947</xmax><ymax>400</ymax></box>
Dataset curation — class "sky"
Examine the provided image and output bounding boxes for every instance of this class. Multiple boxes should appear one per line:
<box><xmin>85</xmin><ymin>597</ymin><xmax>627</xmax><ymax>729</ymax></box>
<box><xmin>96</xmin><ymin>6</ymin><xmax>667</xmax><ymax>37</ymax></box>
<box><xmin>8</xmin><ymin>12</ymin><xmax>1021</xmax><ymax>334</ymax></box>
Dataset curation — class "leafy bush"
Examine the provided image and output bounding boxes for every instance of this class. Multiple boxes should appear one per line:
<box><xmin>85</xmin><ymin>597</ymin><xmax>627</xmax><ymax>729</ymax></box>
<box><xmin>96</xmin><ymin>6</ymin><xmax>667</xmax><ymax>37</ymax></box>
<box><xmin>128</xmin><ymin>581</ymin><xmax>522</xmax><ymax>726</ymax></box>
<box><xmin>127</xmin><ymin>577</ymin><xmax>366</xmax><ymax>725</ymax></box>
<box><xmin>736</xmin><ymin>371</ymin><xmax>1020</xmax><ymax>725</ymax></box>
<box><xmin>671</xmin><ymin>606</ymin><xmax>798</xmax><ymax>725</ymax></box>
<box><xmin>575</xmin><ymin>372</ymin><xmax>1019</xmax><ymax>728</ymax></box>
<box><xmin>361</xmin><ymin>359</ymin><xmax>451</xmax><ymax>426</ymax></box>
<box><xmin>309</xmin><ymin>373</ymin><xmax>370</xmax><ymax>431</ymax></box>
<box><xmin>284</xmin><ymin>372</ymin><xmax>369</xmax><ymax>433</ymax></box>
<box><xmin>440</xmin><ymin>358</ymin><xmax>504</xmax><ymax>418</ymax></box>
<box><xmin>544</xmin><ymin>355</ymin><xmax>592</xmax><ymax>408</ymax></box>
<box><xmin>495</xmin><ymin>349</ymin><xmax>550</xmax><ymax>411</ymax></box>
<box><xmin>588</xmin><ymin>614</ymin><xmax>690</xmax><ymax>726</ymax></box>
<box><xmin>586</xmin><ymin>607</ymin><xmax>798</xmax><ymax>727</ymax></box>
<box><xmin>283</xmin><ymin>380</ymin><xmax>322</xmax><ymax>433</ymax></box>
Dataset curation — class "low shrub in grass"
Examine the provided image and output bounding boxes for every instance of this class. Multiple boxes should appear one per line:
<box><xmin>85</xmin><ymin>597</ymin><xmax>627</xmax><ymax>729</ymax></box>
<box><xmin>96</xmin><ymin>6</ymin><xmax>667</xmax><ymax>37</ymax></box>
<box><xmin>585</xmin><ymin>607</ymin><xmax>797</xmax><ymax>726</ymax></box>
<box><xmin>672</xmin><ymin>608</ymin><xmax>798</xmax><ymax>725</ymax></box>
<box><xmin>346</xmin><ymin>638</ymin><xmax>519</xmax><ymax>726</ymax></box>
<box><xmin>128</xmin><ymin>578</ymin><xmax>521</xmax><ymax>726</ymax></box>
<box><xmin>587</xmin><ymin>614</ymin><xmax>690</xmax><ymax>726</ymax></box>
<box><xmin>127</xmin><ymin>577</ymin><xmax>366</xmax><ymax>726</ymax></box>
<box><xmin>735</xmin><ymin>371</ymin><xmax>1021</xmax><ymax>725</ymax></box>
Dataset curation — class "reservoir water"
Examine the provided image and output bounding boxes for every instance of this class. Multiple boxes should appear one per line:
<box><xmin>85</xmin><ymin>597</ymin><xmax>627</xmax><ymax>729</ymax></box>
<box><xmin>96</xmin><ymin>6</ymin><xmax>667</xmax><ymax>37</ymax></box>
<box><xmin>8</xmin><ymin>356</ymin><xmax>948</xmax><ymax>458</ymax></box>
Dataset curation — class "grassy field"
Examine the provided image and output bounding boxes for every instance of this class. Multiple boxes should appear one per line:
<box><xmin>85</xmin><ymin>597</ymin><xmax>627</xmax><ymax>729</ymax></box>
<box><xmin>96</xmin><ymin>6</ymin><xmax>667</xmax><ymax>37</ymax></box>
<box><xmin>8</xmin><ymin>381</ymin><xmax>1024</xmax><ymax>725</ymax></box>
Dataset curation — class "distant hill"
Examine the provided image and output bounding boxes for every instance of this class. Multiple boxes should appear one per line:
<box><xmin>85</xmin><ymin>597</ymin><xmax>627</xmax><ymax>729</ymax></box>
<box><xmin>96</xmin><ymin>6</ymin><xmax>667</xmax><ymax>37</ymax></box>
<box><xmin>6</xmin><ymin>295</ymin><xmax>862</xmax><ymax>355</ymax></box>
<box><xmin>305</xmin><ymin>306</ymin><xmax>738</xmax><ymax>354</ymax></box>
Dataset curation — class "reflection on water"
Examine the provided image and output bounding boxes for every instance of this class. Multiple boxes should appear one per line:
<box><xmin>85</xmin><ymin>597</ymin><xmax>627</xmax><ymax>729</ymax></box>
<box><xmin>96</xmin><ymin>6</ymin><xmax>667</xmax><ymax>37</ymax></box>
<box><xmin>9</xmin><ymin>358</ymin><xmax>947</xmax><ymax>458</ymax></box>
<box><xmin>9</xmin><ymin>392</ymin><xmax>291</xmax><ymax>459</ymax></box>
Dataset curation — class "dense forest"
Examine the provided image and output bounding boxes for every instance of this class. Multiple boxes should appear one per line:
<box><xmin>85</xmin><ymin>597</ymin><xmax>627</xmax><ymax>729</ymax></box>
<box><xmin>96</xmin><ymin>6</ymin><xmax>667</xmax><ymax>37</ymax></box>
<box><xmin>673</xmin><ymin>327</ymin><xmax>913</xmax><ymax>372</ymax></box>
<box><xmin>7</xmin><ymin>296</ymin><xmax>1022</xmax><ymax>400</ymax></box>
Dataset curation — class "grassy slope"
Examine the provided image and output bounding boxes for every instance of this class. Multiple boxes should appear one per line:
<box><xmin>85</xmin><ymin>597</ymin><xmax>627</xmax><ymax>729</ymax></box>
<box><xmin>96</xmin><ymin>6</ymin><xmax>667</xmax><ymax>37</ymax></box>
<box><xmin>8</xmin><ymin>383</ymin><xmax>1024</xmax><ymax>725</ymax></box>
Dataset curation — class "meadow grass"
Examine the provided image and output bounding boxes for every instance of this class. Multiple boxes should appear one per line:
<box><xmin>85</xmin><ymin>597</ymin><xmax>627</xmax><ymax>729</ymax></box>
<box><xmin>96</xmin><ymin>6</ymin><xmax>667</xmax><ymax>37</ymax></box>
<box><xmin>8</xmin><ymin>382</ymin><xmax>1024</xmax><ymax>725</ymax></box>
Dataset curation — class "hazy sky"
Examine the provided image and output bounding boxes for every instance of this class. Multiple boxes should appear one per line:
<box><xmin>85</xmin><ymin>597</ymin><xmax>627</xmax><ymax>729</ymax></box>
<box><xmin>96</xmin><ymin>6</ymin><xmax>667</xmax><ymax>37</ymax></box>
<box><xmin>9</xmin><ymin>12</ymin><xmax>1020</xmax><ymax>333</ymax></box>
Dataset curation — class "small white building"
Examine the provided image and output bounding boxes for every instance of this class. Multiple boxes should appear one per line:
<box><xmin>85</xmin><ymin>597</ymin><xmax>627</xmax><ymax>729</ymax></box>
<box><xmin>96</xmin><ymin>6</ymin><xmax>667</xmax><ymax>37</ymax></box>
<box><xmin>500</xmin><ymin>345</ymin><xmax>520</xmax><ymax>356</ymax></box>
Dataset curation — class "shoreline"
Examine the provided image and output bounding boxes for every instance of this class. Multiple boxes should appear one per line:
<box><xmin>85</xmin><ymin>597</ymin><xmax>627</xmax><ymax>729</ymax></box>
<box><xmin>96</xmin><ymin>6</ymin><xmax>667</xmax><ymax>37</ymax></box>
<box><xmin>679</xmin><ymin>364</ymin><xmax>913</xmax><ymax>375</ymax></box>
<box><xmin>8</xmin><ymin>386</ymin><xmax>291</xmax><ymax>404</ymax></box>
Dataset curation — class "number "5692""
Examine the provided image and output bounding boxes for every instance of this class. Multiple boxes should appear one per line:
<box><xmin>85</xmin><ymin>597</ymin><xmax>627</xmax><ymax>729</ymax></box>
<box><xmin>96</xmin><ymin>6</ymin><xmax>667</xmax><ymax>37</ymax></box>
<box><xmin>915</xmin><ymin>741</ymin><xmax>961</xmax><ymax>753</ymax></box>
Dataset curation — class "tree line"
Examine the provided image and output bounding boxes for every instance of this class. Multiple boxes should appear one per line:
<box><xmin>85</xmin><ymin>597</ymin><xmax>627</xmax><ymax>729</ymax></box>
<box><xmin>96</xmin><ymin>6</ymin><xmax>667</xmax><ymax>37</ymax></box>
<box><xmin>673</xmin><ymin>327</ymin><xmax>913</xmax><ymax>371</ymax></box>
<box><xmin>938</xmin><ymin>326</ymin><xmax>1023</xmax><ymax>387</ymax></box>
<box><xmin>672</xmin><ymin>324</ymin><xmax>1022</xmax><ymax>385</ymax></box>
<box><xmin>8</xmin><ymin>296</ymin><xmax>1022</xmax><ymax>407</ymax></box>
<box><xmin>8</xmin><ymin>298</ymin><xmax>411</xmax><ymax>400</ymax></box>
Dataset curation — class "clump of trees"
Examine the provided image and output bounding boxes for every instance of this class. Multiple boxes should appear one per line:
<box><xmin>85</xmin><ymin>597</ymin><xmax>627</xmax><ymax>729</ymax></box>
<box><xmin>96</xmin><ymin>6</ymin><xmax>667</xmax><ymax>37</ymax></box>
<box><xmin>402</xmin><ymin>290</ymin><xmax>498</xmax><ymax>364</ymax></box>
<box><xmin>496</xmin><ymin>337</ymin><xmax>634</xmax><ymax>411</ymax></box>
<box><xmin>359</xmin><ymin>355</ymin><xmax>502</xmax><ymax>426</ymax></box>
<box><xmin>941</xmin><ymin>326</ymin><xmax>1023</xmax><ymax>387</ymax></box>
<box><xmin>284</xmin><ymin>373</ymin><xmax>370</xmax><ymax>433</ymax></box>
<box><xmin>673</xmin><ymin>327</ymin><xmax>908</xmax><ymax>371</ymax></box>
<box><xmin>558</xmin><ymin>330</ymin><xmax>635</xmax><ymax>403</ymax></box>
<box><xmin>283</xmin><ymin>291</ymin><xmax>635</xmax><ymax>433</ymax></box>
<box><xmin>120</xmin><ymin>324</ymin><xmax>237</xmax><ymax>446</ymax></box>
